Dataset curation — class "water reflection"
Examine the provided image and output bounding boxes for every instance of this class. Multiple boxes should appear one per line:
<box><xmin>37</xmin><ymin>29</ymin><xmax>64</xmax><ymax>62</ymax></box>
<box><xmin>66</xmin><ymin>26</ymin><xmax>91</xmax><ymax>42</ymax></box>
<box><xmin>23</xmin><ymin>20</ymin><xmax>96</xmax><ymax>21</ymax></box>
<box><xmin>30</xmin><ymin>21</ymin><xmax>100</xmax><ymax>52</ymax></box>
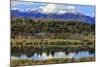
<box><xmin>11</xmin><ymin>51</ymin><xmax>95</xmax><ymax>61</ymax></box>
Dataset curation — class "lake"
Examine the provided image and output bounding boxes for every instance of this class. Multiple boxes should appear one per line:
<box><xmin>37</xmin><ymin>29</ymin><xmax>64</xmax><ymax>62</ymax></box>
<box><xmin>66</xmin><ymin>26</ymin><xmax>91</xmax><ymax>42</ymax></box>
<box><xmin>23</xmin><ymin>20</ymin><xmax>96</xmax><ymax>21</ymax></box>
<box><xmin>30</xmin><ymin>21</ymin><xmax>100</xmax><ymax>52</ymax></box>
<box><xmin>11</xmin><ymin>51</ymin><xmax>95</xmax><ymax>61</ymax></box>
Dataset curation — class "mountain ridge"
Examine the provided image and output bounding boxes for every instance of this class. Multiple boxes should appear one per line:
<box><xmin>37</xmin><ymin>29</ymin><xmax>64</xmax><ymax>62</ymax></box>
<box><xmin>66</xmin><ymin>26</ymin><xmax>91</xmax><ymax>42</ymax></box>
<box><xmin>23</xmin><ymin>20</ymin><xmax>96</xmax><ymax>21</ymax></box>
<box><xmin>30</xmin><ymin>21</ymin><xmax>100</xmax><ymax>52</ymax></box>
<box><xmin>11</xmin><ymin>10</ymin><xmax>95</xmax><ymax>24</ymax></box>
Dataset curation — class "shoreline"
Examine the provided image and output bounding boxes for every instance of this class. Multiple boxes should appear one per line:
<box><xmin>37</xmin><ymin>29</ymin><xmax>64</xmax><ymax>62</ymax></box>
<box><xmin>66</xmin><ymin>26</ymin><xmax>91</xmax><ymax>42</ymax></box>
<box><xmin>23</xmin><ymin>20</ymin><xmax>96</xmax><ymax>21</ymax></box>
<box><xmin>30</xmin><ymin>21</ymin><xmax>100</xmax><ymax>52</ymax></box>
<box><xmin>11</xmin><ymin>57</ymin><xmax>95</xmax><ymax>67</ymax></box>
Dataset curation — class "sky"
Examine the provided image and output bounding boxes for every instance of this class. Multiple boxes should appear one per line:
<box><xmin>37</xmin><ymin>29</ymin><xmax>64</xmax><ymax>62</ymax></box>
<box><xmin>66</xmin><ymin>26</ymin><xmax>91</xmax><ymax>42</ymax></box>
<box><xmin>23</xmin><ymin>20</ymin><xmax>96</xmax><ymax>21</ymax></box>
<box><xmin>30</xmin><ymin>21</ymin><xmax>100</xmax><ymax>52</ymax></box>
<box><xmin>11</xmin><ymin>1</ymin><xmax>95</xmax><ymax>17</ymax></box>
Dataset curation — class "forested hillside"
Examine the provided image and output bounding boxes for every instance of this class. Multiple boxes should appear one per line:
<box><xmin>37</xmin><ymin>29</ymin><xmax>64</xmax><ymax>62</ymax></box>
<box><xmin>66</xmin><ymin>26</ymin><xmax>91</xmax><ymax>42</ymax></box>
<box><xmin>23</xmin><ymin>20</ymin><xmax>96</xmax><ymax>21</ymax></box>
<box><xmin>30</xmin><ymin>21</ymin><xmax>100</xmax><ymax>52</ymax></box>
<box><xmin>11</xmin><ymin>18</ymin><xmax>95</xmax><ymax>40</ymax></box>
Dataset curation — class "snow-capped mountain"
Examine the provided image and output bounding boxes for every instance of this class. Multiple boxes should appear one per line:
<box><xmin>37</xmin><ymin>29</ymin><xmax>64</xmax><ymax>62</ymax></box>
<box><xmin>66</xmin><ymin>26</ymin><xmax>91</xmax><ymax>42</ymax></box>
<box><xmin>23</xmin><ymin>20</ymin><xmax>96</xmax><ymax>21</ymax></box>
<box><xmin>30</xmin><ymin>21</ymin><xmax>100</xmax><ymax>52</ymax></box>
<box><xmin>11</xmin><ymin>9</ymin><xmax>95</xmax><ymax>24</ymax></box>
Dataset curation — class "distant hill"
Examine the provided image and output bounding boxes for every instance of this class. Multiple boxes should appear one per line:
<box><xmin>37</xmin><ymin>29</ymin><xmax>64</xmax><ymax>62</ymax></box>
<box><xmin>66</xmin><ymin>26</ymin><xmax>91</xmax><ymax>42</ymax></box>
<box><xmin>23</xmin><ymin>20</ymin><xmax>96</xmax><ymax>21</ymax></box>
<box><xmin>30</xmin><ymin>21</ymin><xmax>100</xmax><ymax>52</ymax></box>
<box><xmin>11</xmin><ymin>10</ymin><xmax>95</xmax><ymax>24</ymax></box>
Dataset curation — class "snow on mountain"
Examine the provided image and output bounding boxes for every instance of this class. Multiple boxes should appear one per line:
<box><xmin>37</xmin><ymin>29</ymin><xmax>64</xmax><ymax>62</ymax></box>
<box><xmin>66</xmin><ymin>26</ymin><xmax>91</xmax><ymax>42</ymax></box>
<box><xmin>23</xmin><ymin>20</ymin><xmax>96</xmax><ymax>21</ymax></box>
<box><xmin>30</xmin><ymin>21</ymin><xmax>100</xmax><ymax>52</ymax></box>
<box><xmin>11</xmin><ymin>9</ymin><xmax>95</xmax><ymax>24</ymax></box>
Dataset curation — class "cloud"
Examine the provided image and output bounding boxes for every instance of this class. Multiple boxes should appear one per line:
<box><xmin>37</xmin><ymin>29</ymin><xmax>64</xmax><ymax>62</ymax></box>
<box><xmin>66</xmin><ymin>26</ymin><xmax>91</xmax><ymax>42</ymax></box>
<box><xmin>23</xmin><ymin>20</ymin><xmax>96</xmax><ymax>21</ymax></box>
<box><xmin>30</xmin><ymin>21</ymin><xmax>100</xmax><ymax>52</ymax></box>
<box><xmin>41</xmin><ymin>4</ymin><xmax>57</xmax><ymax>13</ymax></box>
<box><xmin>40</xmin><ymin>4</ymin><xmax>77</xmax><ymax>14</ymax></box>
<box><xmin>11</xmin><ymin>1</ymin><xmax>46</xmax><ymax>12</ymax></box>
<box><xmin>65</xmin><ymin>6</ymin><xmax>77</xmax><ymax>13</ymax></box>
<box><xmin>11</xmin><ymin>1</ymin><xmax>34</xmax><ymax>12</ymax></box>
<box><xmin>40</xmin><ymin>4</ymin><xmax>65</xmax><ymax>14</ymax></box>
<box><xmin>11</xmin><ymin>1</ymin><xmax>78</xmax><ymax>14</ymax></box>
<box><xmin>66</xmin><ymin>6</ymin><xmax>76</xmax><ymax>10</ymax></box>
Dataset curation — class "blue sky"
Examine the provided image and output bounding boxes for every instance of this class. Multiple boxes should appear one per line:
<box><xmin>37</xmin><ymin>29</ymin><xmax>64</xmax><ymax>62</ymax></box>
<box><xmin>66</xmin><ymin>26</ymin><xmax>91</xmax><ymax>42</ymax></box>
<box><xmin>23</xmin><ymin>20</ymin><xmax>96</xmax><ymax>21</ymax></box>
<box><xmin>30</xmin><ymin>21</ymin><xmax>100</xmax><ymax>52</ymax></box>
<box><xmin>11</xmin><ymin>1</ymin><xmax>95</xmax><ymax>17</ymax></box>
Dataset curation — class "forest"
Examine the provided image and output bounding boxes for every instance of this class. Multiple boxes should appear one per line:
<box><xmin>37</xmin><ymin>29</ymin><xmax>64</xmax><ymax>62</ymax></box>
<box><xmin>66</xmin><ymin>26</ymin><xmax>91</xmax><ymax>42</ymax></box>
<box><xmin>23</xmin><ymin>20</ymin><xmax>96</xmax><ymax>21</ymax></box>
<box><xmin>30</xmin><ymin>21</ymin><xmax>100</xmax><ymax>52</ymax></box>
<box><xmin>11</xmin><ymin>18</ymin><xmax>95</xmax><ymax>39</ymax></box>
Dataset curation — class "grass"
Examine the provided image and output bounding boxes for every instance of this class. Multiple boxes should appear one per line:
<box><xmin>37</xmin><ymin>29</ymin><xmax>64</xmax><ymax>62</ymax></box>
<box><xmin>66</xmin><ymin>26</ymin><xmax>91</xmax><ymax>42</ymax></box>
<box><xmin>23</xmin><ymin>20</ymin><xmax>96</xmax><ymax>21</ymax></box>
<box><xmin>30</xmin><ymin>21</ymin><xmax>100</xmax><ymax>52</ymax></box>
<box><xmin>11</xmin><ymin>57</ymin><xmax>95</xmax><ymax>67</ymax></box>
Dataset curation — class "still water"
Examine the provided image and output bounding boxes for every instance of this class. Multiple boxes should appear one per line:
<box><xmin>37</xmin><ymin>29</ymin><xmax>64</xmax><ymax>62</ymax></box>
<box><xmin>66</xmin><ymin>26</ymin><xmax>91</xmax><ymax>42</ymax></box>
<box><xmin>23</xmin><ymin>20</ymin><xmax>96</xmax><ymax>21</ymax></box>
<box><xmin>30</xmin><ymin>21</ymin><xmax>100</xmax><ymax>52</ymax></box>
<box><xmin>11</xmin><ymin>51</ymin><xmax>95</xmax><ymax>61</ymax></box>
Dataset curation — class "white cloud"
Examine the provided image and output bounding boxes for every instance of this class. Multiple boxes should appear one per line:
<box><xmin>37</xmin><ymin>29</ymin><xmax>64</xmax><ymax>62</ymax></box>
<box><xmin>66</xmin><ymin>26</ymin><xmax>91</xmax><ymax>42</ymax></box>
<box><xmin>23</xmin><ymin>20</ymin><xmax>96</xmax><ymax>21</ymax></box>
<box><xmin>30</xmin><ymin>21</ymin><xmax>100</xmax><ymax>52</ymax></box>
<box><xmin>11</xmin><ymin>1</ymin><xmax>79</xmax><ymax>14</ymax></box>
<box><xmin>65</xmin><ymin>6</ymin><xmax>77</xmax><ymax>13</ymax></box>
<box><xmin>40</xmin><ymin>4</ymin><xmax>77</xmax><ymax>14</ymax></box>
<box><xmin>41</xmin><ymin>4</ymin><xmax>57</xmax><ymax>13</ymax></box>
<box><xmin>11</xmin><ymin>1</ymin><xmax>34</xmax><ymax>12</ymax></box>
<box><xmin>66</xmin><ymin>6</ymin><xmax>76</xmax><ymax>10</ymax></box>
<box><xmin>40</xmin><ymin>4</ymin><xmax>67</xmax><ymax>14</ymax></box>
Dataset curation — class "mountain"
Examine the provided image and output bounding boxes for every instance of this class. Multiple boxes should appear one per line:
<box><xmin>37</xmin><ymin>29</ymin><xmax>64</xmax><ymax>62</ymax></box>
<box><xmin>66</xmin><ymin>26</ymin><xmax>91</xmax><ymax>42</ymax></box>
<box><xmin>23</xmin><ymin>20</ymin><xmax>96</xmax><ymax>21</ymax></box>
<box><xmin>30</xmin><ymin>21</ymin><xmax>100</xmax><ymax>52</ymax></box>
<box><xmin>11</xmin><ymin>10</ymin><xmax>95</xmax><ymax>24</ymax></box>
